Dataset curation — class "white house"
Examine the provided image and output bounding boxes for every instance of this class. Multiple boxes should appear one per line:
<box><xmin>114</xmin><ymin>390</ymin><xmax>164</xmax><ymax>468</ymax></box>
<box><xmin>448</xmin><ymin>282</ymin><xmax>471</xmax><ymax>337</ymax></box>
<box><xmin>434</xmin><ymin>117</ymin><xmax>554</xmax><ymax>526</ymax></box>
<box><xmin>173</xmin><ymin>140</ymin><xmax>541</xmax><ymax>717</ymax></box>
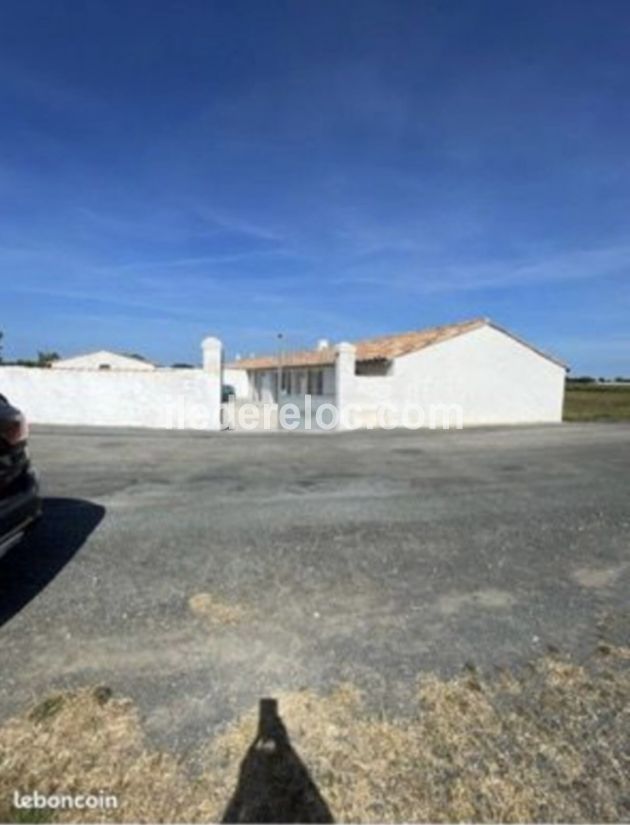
<box><xmin>51</xmin><ymin>350</ymin><xmax>156</xmax><ymax>371</ymax></box>
<box><xmin>224</xmin><ymin>318</ymin><xmax>567</xmax><ymax>428</ymax></box>
<box><xmin>0</xmin><ymin>323</ymin><xmax>566</xmax><ymax>432</ymax></box>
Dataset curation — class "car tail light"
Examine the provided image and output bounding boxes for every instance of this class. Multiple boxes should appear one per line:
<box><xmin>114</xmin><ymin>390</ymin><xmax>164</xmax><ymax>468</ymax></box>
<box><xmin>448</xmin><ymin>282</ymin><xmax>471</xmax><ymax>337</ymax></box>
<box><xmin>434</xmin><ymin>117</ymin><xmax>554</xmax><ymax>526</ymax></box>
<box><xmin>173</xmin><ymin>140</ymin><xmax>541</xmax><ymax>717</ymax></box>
<box><xmin>1</xmin><ymin>415</ymin><xmax>29</xmax><ymax>446</ymax></box>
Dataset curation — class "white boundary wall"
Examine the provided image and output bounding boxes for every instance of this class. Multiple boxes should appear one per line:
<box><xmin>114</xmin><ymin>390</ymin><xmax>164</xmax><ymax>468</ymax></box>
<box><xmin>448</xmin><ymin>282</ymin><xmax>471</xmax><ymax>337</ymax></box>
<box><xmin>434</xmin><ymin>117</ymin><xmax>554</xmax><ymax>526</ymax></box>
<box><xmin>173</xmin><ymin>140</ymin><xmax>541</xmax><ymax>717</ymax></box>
<box><xmin>0</xmin><ymin>337</ymin><xmax>223</xmax><ymax>430</ymax></box>
<box><xmin>222</xmin><ymin>367</ymin><xmax>250</xmax><ymax>399</ymax></box>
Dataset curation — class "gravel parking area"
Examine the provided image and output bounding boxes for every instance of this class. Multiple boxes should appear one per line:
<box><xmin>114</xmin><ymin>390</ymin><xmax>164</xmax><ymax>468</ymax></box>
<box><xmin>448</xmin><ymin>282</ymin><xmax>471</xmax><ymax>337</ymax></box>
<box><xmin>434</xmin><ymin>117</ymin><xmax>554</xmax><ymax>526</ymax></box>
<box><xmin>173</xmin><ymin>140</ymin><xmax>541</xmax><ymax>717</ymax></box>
<box><xmin>1</xmin><ymin>423</ymin><xmax>629</xmax><ymax>754</ymax></box>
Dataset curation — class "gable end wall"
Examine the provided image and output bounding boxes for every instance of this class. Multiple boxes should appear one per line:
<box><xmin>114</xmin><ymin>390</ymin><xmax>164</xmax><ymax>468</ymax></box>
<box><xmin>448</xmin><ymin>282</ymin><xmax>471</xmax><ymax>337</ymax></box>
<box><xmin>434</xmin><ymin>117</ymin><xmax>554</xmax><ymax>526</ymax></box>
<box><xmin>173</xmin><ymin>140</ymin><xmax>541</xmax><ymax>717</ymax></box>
<box><xmin>392</xmin><ymin>324</ymin><xmax>565</xmax><ymax>425</ymax></box>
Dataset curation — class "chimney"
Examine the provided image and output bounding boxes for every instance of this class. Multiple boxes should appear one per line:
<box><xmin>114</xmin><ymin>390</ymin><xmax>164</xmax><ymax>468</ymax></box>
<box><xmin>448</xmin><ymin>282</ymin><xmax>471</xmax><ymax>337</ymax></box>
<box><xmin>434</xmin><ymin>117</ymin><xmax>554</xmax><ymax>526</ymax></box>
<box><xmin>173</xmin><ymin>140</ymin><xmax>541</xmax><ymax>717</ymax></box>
<box><xmin>316</xmin><ymin>338</ymin><xmax>330</xmax><ymax>351</ymax></box>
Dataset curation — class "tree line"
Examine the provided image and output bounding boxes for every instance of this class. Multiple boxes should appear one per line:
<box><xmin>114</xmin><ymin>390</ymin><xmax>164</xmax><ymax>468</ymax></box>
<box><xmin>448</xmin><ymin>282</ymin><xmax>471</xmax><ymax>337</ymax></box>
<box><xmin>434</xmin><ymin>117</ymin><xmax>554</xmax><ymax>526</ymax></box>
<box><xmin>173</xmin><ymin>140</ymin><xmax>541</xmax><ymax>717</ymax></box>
<box><xmin>0</xmin><ymin>332</ymin><xmax>60</xmax><ymax>367</ymax></box>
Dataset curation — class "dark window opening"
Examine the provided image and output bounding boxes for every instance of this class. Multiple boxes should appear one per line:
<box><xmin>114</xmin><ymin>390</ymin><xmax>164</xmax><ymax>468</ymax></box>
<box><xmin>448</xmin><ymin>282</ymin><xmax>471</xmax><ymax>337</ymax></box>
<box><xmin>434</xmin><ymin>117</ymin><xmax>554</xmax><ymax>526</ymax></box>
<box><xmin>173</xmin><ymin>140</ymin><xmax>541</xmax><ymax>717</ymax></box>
<box><xmin>308</xmin><ymin>369</ymin><xmax>324</xmax><ymax>396</ymax></box>
<box><xmin>281</xmin><ymin>370</ymin><xmax>291</xmax><ymax>394</ymax></box>
<box><xmin>355</xmin><ymin>360</ymin><xmax>391</xmax><ymax>376</ymax></box>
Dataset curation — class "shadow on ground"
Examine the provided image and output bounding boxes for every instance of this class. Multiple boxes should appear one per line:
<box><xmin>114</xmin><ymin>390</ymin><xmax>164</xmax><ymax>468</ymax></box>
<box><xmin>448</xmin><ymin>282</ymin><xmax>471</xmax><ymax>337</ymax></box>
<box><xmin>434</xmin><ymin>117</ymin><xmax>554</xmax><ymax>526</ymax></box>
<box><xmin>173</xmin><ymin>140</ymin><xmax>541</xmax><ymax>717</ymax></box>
<box><xmin>223</xmin><ymin>698</ymin><xmax>334</xmax><ymax>824</ymax></box>
<box><xmin>0</xmin><ymin>497</ymin><xmax>105</xmax><ymax>627</ymax></box>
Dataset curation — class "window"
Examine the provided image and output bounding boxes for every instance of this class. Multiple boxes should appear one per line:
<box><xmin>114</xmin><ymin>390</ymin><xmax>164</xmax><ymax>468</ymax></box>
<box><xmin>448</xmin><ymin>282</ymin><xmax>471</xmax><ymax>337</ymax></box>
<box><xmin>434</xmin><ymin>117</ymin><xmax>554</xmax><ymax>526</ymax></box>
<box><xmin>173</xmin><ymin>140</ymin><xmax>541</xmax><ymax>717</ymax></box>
<box><xmin>308</xmin><ymin>369</ymin><xmax>324</xmax><ymax>396</ymax></box>
<box><xmin>281</xmin><ymin>370</ymin><xmax>290</xmax><ymax>394</ymax></box>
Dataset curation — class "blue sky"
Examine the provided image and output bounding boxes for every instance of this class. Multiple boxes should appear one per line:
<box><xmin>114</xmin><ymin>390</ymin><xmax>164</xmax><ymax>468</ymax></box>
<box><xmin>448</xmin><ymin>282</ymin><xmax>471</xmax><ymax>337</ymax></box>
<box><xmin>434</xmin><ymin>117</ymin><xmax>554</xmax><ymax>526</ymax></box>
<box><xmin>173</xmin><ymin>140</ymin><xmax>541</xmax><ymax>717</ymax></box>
<box><xmin>1</xmin><ymin>0</ymin><xmax>629</xmax><ymax>374</ymax></box>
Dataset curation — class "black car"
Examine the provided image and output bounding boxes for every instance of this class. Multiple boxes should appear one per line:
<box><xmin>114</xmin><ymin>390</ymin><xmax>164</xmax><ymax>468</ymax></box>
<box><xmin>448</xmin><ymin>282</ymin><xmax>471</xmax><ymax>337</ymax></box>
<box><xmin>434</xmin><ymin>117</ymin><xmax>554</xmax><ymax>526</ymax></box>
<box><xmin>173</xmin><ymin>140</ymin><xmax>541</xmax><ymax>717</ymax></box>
<box><xmin>0</xmin><ymin>395</ymin><xmax>41</xmax><ymax>558</ymax></box>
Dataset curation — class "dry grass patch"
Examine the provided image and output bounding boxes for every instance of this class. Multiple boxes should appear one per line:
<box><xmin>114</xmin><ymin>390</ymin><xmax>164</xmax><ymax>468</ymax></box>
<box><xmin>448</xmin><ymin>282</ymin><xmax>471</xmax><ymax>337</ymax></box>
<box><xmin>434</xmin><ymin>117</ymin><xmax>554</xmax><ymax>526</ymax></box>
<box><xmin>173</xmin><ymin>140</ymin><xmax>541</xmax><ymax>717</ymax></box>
<box><xmin>0</xmin><ymin>646</ymin><xmax>628</xmax><ymax>822</ymax></box>
<box><xmin>564</xmin><ymin>384</ymin><xmax>630</xmax><ymax>421</ymax></box>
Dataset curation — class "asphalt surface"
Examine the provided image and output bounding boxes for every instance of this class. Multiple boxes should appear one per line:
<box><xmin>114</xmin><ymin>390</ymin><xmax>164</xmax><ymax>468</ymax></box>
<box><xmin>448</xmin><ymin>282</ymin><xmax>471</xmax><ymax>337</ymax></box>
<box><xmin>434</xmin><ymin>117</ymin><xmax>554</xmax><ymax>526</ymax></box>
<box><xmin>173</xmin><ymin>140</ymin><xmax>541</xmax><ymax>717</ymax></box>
<box><xmin>1</xmin><ymin>423</ymin><xmax>629</xmax><ymax>753</ymax></box>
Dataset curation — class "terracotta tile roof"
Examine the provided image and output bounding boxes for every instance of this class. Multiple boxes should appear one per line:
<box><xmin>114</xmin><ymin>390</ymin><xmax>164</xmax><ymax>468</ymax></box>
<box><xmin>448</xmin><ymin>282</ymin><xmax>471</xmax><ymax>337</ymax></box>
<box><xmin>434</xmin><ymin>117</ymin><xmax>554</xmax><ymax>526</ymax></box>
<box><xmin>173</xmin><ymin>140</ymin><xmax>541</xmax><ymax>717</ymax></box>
<box><xmin>228</xmin><ymin>318</ymin><xmax>490</xmax><ymax>370</ymax></box>
<box><xmin>354</xmin><ymin>317</ymin><xmax>487</xmax><ymax>362</ymax></box>
<box><xmin>228</xmin><ymin>347</ymin><xmax>336</xmax><ymax>370</ymax></box>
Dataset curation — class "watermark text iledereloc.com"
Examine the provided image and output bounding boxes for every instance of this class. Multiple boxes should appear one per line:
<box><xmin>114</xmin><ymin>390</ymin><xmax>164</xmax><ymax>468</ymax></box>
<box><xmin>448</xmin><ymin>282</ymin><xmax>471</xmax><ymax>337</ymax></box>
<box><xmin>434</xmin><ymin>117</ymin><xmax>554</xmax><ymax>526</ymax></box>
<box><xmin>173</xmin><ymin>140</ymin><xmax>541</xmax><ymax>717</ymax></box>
<box><xmin>167</xmin><ymin>395</ymin><xmax>465</xmax><ymax>431</ymax></box>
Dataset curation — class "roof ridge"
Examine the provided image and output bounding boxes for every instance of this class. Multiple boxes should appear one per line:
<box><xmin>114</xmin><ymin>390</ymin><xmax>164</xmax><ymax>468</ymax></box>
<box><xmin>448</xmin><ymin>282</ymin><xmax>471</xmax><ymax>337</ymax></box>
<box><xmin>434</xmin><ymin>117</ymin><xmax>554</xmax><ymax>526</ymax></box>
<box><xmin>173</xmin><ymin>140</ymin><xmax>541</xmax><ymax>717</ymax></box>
<box><xmin>350</xmin><ymin>317</ymin><xmax>487</xmax><ymax>347</ymax></box>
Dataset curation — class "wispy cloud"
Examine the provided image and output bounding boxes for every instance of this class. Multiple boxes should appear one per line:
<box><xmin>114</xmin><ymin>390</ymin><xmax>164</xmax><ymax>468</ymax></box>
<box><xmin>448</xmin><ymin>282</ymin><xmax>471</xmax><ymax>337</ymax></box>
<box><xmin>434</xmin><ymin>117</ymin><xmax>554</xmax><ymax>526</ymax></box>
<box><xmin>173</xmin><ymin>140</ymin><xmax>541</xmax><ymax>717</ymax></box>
<box><xmin>5</xmin><ymin>283</ymin><xmax>216</xmax><ymax>323</ymax></box>
<box><xmin>336</xmin><ymin>242</ymin><xmax>630</xmax><ymax>293</ymax></box>
<box><xmin>193</xmin><ymin>206</ymin><xmax>284</xmax><ymax>242</ymax></box>
<box><xmin>75</xmin><ymin>204</ymin><xmax>287</xmax><ymax>247</ymax></box>
<box><xmin>103</xmin><ymin>247</ymin><xmax>293</xmax><ymax>273</ymax></box>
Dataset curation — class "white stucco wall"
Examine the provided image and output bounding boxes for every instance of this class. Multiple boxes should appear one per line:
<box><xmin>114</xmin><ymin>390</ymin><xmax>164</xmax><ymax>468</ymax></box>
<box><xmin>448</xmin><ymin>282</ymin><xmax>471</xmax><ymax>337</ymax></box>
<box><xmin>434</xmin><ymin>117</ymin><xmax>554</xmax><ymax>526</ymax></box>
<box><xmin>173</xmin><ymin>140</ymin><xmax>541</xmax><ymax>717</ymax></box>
<box><xmin>223</xmin><ymin>367</ymin><xmax>251</xmax><ymax>399</ymax></box>
<box><xmin>337</xmin><ymin>324</ymin><xmax>566</xmax><ymax>428</ymax></box>
<box><xmin>52</xmin><ymin>350</ymin><xmax>155</xmax><ymax>371</ymax></box>
<box><xmin>0</xmin><ymin>340</ymin><xmax>223</xmax><ymax>431</ymax></box>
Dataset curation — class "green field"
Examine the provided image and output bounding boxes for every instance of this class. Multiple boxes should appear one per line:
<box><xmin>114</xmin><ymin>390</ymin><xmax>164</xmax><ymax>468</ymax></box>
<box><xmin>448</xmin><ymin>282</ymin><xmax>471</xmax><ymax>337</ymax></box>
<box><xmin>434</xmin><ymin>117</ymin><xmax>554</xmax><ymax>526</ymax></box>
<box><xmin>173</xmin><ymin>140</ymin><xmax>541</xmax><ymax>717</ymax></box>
<box><xmin>564</xmin><ymin>384</ymin><xmax>630</xmax><ymax>421</ymax></box>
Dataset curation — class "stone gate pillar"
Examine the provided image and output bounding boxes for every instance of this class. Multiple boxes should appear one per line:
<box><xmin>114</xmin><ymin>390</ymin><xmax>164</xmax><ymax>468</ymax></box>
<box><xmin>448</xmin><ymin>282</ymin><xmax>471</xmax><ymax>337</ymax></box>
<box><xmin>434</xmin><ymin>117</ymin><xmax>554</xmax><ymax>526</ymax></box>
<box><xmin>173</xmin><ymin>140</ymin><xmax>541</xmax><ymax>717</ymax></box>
<box><xmin>202</xmin><ymin>336</ymin><xmax>223</xmax><ymax>430</ymax></box>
